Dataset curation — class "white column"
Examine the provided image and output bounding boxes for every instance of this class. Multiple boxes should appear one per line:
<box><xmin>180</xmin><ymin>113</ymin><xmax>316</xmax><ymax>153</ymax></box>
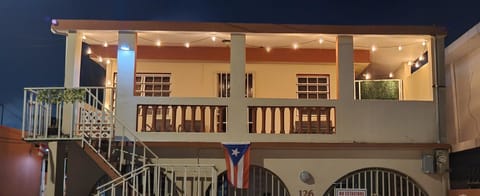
<box><xmin>62</xmin><ymin>32</ymin><xmax>83</xmax><ymax>135</ymax></box>
<box><xmin>336</xmin><ymin>35</ymin><xmax>354</xmax><ymax>101</ymax></box>
<box><xmin>335</xmin><ymin>36</ymin><xmax>355</xmax><ymax>133</ymax></box>
<box><xmin>115</xmin><ymin>32</ymin><xmax>138</xmax><ymax>133</ymax></box>
<box><xmin>64</xmin><ymin>32</ymin><xmax>82</xmax><ymax>88</ymax></box>
<box><xmin>228</xmin><ymin>34</ymin><xmax>247</xmax><ymax>134</ymax></box>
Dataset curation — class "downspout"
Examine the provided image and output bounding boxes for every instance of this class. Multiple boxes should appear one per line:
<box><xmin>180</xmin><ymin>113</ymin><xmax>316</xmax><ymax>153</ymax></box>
<box><xmin>433</xmin><ymin>34</ymin><xmax>447</xmax><ymax>144</ymax></box>
<box><xmin>0</xmin><ymin>104</ymin><xmax>4</xmax><ymax>125</ymax></box>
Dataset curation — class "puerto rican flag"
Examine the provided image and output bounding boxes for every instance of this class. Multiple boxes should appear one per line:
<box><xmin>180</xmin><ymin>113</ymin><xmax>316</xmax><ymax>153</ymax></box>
<box><xmin>222</xmin><ymin>142</ymin><xmax>251</xmax><ymax>189</ymax></box>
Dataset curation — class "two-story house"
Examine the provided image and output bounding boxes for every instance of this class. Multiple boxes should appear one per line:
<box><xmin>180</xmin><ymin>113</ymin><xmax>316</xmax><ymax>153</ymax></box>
<box><xmin>22</xmin><ymin>19</ymin><xmax>450</xmax><ymax>196</ymax></box>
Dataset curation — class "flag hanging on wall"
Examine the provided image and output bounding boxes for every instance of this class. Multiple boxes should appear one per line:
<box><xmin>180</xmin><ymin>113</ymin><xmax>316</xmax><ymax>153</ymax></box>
<box><xmin>222</xmin><ymin>142</ymin><xmax>251</xmax><ymax>189</ymax></box>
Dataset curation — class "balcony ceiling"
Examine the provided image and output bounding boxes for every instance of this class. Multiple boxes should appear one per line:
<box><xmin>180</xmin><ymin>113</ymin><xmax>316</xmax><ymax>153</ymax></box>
<box><xmin>82</xmin><ymin>30</ymin><xmax>430</xmax><ymax>76</ymax></box>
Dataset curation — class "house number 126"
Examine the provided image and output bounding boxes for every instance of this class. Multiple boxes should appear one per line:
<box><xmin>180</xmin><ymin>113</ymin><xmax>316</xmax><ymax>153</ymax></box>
<box><xmin>299</xmin><ymin>190</ymin><xmax>314</xmax><ymax>196</ymax></box>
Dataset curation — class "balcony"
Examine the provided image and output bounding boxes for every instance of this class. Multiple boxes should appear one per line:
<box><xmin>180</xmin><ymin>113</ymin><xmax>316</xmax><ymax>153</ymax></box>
<box><xmin>136</xmin><ymin>104</ymin><xmax>336</xmax><ymax>134</ymax></box>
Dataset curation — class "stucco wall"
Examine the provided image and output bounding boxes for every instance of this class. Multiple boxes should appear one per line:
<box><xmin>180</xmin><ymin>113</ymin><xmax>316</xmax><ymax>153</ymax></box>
<box><xmin>0</xmin><ymin>126</ymin><xmax>42</xmax><ymax>196</ymax></box>
<box><xmin>152</xmin><ymin>147</ymin><xmax>446</xmax><ymax>196</ymax></box>
<box><xmin>446</xmin><ymin>46</ymin><xmax>480</xmax><ymax>150</ymax></box>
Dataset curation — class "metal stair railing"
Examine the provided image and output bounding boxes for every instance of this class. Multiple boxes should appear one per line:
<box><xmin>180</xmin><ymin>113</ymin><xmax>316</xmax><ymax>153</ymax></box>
<box><xmin>22</xmin><ymin>87</ymin><xmax>161</xmax><ymax>194</ymax></box>
<box><xmin>96</xmin><ymin>164</ymin><xmax>218</xmax><ymax>196</ymax></box>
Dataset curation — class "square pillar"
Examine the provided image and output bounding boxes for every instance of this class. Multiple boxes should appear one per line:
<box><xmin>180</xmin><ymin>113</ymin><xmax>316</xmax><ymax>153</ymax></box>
<box><xmin>336</xmin><ymin>35</ymin><xmax>355</xmax><ymax>101</ymax></box>
<box><xmin>62</xmin><ymin>32</ymin><xmax>82</xmax><ymax>134</ymax></box>
<box><xmin>115</xmin><ymin>32</ymin><xmax>138</xmax><ymax>133</ymax></box>
<box><xmin>228</xmin><ymin>34</ymin><xmax>247</xmax><ymax>134</ymax></box>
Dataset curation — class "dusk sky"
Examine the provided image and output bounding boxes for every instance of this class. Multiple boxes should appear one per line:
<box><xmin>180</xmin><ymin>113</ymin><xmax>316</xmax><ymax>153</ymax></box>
<box><xmin>0</xmin><ymin>0</ymin><xmax>479</xmax><ymax>128</ymax></box>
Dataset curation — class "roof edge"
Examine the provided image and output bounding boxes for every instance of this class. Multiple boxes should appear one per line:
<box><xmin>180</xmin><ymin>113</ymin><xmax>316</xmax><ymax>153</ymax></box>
<box><xmin>446</xmin><ymin>22</ymin><xmax>480</xmax><ymax>64</ymax></box>
<box><xmin>51</xmin><ymin>19</ymin><xmax>447</xmax><ymax>36</ymax></box>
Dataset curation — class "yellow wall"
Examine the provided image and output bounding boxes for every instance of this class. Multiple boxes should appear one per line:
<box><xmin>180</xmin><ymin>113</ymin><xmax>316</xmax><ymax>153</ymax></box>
<box><xmin>394</xmin><ymin>62</ymin><xmax>433</xmax><ymax>101</ymax></box>
<box><xmin>130</xmin><ymin>60</ymin><xmax>338</xmax><ymax>99</ymax></box>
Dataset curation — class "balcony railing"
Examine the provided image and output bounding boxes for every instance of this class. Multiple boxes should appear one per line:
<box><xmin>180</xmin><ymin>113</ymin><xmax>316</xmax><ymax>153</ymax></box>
<box><xmin>137</xmin><ymin>104</ymin><xmax>227</xmax><ymax>133</ymax></box>
<box><xmin>249</xmin><ymin>106</ymin><xmax>335</xmax><ymax>134</ymax></box>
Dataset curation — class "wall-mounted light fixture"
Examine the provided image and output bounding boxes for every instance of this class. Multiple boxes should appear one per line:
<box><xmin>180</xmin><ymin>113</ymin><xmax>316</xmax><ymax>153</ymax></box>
<box><xmin>299</xmin><ymin>170</ymin><xmax>315</xmax><ymax>185</ymax></box>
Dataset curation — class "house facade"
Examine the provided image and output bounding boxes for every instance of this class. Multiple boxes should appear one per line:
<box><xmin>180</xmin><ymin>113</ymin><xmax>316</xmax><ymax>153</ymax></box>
<box><xmin>22</xmin><ymin>20</ymin><xmax>449</xmax><ymax>196</ymax></box>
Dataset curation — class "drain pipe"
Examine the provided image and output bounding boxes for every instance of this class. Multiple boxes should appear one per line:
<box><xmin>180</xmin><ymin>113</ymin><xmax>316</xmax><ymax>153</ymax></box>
<box><xmin>0</xmin><ymin>104</ymin><xmax>4</xmax><ymax>125</ymax></box>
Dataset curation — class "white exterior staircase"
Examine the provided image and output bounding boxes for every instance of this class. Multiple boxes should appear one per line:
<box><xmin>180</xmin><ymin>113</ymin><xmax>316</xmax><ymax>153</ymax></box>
<box><xmin>22</xmin><ymin>87</ymin><xmax>217</xmax><ymax>196</ymax></box>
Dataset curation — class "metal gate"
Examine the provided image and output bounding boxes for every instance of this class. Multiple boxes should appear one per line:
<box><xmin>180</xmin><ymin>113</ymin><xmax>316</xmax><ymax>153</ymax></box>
<box><xmin>207</xmin><ymin>165</ymin><xmax>290</xmax><ymax>196</ymax></box>
<box><xmin>324</xmin><ymin>167</ymin><xmax>428</xmax><ymax>196</ymax></box>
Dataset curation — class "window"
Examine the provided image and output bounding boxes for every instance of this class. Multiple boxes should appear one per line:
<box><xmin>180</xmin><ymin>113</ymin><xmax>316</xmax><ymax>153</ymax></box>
<box><xmin>217</xmin><ymin>73</ymin><xmax>254</xmax><ymax>98</ymax></box>
<box><xmin>297</xmin><ymin>74</ymin><xmax>329</xmax><ymax>99</ymax></box>
<box><xmin>134</xmin><ymin>73</ymin><xmax>171</xmax><ymax>97</ymax></box>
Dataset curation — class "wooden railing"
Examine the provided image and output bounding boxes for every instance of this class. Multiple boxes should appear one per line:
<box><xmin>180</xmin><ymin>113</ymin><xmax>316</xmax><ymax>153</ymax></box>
<box><xmin>137</xmin><ymin>105</ymin><xmax>227</xmax><ymax>133</ymax></box>
<box><xmin>248</xmin><ymin>106</ymin><xmax>335</xmax><ymax>134</ymax></box>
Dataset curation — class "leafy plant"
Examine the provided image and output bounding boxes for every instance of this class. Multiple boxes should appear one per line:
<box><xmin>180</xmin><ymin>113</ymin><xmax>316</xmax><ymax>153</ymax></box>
<box><xmin>37</xmin><ymin>88</ymin><xmax>85</xmax><ymax>104</ymax></box>
<box><xmin>357</xmin><ymin>80</ymin><xmax>400</xmax><ymax>100</ymax></box>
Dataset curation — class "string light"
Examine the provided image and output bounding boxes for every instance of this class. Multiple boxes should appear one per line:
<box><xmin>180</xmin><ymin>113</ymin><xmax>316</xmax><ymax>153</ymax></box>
<box><xmin>184</xmin><ymin>42</ymin><xmax>190</xmax><ymax>48</ymax></box>
<box><xmin>398</xmin><ymin>45</ymin><xmax>403</xmax><ymax>51</ymax></box>
<box><xmin>98</xmin><ymin>56</ymin><xmax>103</xmax><ymax>62</ymax></box>
<box><xmin>318</xmin><ymin>38</ymin><xmax>324</xmax><ymax>44</ymax></box>
<box><xmin>419</xmin><ymin>54</ymin><xmax>425</xmax><ymax>61</ymax></box>
<box><xmin>155</xmin><ymin>40</ymin><xmax>161</xmax><ymax>47</ymax></box>
<box><xmin>422</xmin><ymin>40</ymin><xmax>427</xmax><ymax>46</ymax></box>
<box><xmin>211</xmin><ymin>36</ymin><xmax>216</xmax><ymax>42</ymax></box>
<box><xmin>408</xmin><ymin>61</ymin><xmax>413</xmax><ymax>66</ymax></box>
<box><xmin>389</xmin><ymin>72</ymin><xmax>394</xmax><ymax>78</ymax></box>
<box><xmin>86</xmin><ymin>47</ymin><xmax>92</xmax><ymax>55</ymax></box>
<box><xmin>371</xmin><ymin>45</ymin><xmax>377</xmax><ymax>52</ymax></box>
<box><xmin>293</xmin><ymin>43</ymin><xmax>299</xmax><ymax>50</ymax></box>
<box><xmin>364</xmin><ymin>73</ymin><xmax>371</xmax><ymax>80</ymax></box>
<box><xmin>265</xmin><ymin>46</ymin><xmax>272</xmax><ymax>52</ymax></box>
<box><xmin>106</xmin><ymin>59</ymin><xmax>111</xmax><ymax>64</ymax></box>
<box><xmin>415</xmin><ymin>62</ymin><xmax>420</xmax><ymax>68</ymax></box>
<box><xmin>82</xmin><ymin>35</ymin><xmax>86</xmax><ymax>40</ymax></box>
<box><xmin>103</xmin><ymin>42</ymin><xmax>108</xmax><ymax>47</ymax></box>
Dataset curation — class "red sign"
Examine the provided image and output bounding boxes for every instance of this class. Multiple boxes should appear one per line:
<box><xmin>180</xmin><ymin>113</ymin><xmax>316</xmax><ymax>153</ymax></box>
<box><xmin>334</xmin><ymin>189</ymin><xmax>367</xmax><ymax>196</ymax></box>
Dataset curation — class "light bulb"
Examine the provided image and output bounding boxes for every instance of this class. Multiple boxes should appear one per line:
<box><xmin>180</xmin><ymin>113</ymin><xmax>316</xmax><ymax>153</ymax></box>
<box><xmin>398</xmin><ymin>45</ymin><xmax>403</xmax><ymax>51</ymax></box>
<box><xmin>185</xmin><ymin>42</ymin><xmax>190</xmax><ymax>48</ymax></box>
<box><xmin>419</xmin><ymin>54</ymin><xmax>425</xmax><ymax>61</ymax></box>
<box><xmin>422</xmin><ymin>40</ymin><xmax>427</xmax><ymax>46</ymax></box>
<box><xmin>98</xmin><ymin>56</ymin><xmax>103</xmax><ymax>62</ymax></box>
<box><xmin>211</xmin><ymin>36</ymin><xmax>216</xmax><ymax>42</ymax></box>
<box><xmin>408</xmin><ymin>61</ymin><xmax>413</xmax><ymax>66</ymax></box>
<box><xmin>415</xmin><ymin>62</ymin><xmax>420</xmax><ymax>68</ymax></box>
<box><xmin>318</xmin><ymin>38</ymin><xmax>324</xmax><ymax>44</ymax></box>
<box><xmin>82</xmin><ymin>35</ymin><xmax>86</xmax><ymax>40</ymax></box>
<box><xmin>371</xmin><ymin>45</ymin><xmax>377</xmax><ymax>52</ymax></box>
<box><xmin>155</xmin><ymin>40</ymin><xmax>161</xmax><ymax>47</ymax></box>
<box><xmin>365</xmin><ymin>73</ymin><xmax>371</xmax><ymax>80</ymax></box>
<box><xmin>106</xmin><ymin>59</ymin><xmax>111</xmax><ymax>64</ymax></box>
<box><xmin>389</xmin><ymin>72</ymin><xmax>394</xmax><ymax>78</ymax></box>
<box><xmin>103</xmin><ymin>42</ymin><xmax>108</xmax><ymax>47</ymax></box>
<box><xmin>265</xmin><ymin>46</ymin><xmax>272</xmax><ymax>52</ymax></box>
<box><xmin>293</xmin><ymin>43</ymin><xmax>299</xmax><ymax>50</ymax></box>
<box><xmin>86</xmin><ymin>47</ymin><xmax>92</xmax><ymax>55</ymax></box>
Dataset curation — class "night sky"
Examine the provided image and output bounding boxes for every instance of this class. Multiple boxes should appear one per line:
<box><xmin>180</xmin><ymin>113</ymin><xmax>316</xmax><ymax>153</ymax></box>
<box><xmin>0</xmin><ymin>0</ymin><xmax>479</xmax><ymax>128</ymax></box>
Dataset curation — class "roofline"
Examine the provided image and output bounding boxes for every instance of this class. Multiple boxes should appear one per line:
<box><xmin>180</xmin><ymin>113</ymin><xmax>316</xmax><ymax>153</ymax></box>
<box><xmin>51</xmin><ymin>19</ymin><xmax>447</xmax><ymax>36</ymax></box>
<box><xmin>445</xmin><ymin>22</ymin><xmax>480</xmax><ymax>64</ymax></box>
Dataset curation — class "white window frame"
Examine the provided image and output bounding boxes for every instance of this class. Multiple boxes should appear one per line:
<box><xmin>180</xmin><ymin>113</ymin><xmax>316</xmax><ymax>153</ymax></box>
<box><xmin>135</xmin><ymin>73</ymin><xmax>171</xmax><ymax>97</ymax></box>
<box><xmin>297</xmin><ymin>74</ymin><xmax>330</xmax><ymax>99</ymax></box>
